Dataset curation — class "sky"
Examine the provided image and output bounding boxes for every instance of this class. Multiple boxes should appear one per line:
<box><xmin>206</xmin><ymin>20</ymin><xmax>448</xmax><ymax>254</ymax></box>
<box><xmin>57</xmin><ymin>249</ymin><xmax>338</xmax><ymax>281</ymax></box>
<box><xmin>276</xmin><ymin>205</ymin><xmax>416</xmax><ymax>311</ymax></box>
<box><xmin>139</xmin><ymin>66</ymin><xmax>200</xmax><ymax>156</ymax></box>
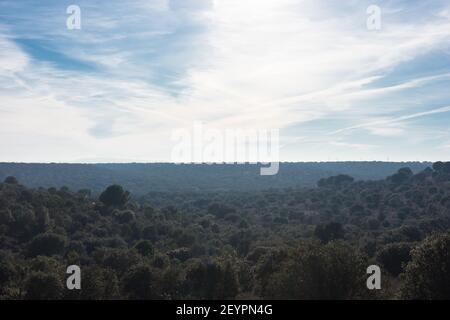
<box><xmin>1</xmin><ymin>0</ymin><xmax>450</xmax><ymax>163</ymax></box>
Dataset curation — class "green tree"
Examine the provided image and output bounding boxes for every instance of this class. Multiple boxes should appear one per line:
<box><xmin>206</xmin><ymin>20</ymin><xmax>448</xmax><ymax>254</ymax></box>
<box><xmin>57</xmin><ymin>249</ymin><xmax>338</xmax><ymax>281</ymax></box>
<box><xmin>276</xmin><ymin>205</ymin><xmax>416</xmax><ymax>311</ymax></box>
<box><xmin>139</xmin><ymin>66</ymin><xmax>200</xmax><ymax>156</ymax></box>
<box><xmin>99</xmin><ymin>185</ymin><xmax>130</xmax><ymax>207</ymax></box>
<box><xmin>0</xmin><ymin>209</ymin><xmax>13</xmax><ymax>225</ymax></box>
<box><xmin>4</xmin><ymin>176</ymin><xmax>18</xmax><ymax>184</ymax></box>
<box><xmin>261</xmin><ymin>241</ymin><xmax>368</xmax><ymax>299</ymax></box>
<box><xmin>101</xmin><ymin>249</ymin><xmax>141</xmax><ymax>275</ymax></box>
<box><xmin>184</xmin><ymin>259</ymin><xmax>239</xmax><ymax>299</ymax></box>
<box><xmin>207</xmin><ymin>203</ymin><xmax>235</xmax><ymax>219</ymax></box>
<box><xmin>114</xmin><ymin>209</ymin><xmax>135</xmax><ymax>223</ymax></box>
<box><xmin>24</xmin><ymin>272</ymin><xmax>63</xmax><ymax>299</ymax></box>
<box><xmin>28</xmin><ymin>233</ymin><xmax>67</xmax><ymax>257</ymax></box>
<box><xmin>314</xmin><ymin>222</ymin><xmax>345</xmax><ymax>244</ymax></box>
<box><xmin>318</xmin><ymin>174</ymin><xmax>354</xmax><ymax>188</ymax></box>
<box><xmin>401</xmin><ymin>233</ymin><xmax>450</xmax><ymax>299</ymax></box>
<box><xmin>388</xmin><ymin>167</ymin><xmax>413</xmax><ymax>184</ymax></box>
<box><xmin>0</xmin><ymin>252</ymin><xmax>15</xmax><ymax>286</ymax></box>
<box><xmin>122</xmin><ymin>265</ymin><xmax>162</xmax><ymax>299</ymax></box>
<box><xmin>78</xmin><ymin>267</ymin><xmax>120</xmax><ymax>300</ymax></box>
<box><xmin>376</xmin><ymin>243</ymin><xmax>412</xmax><ymax>276</ymax></box>
<box><xmin>134</xmin><ymin>240</ymin><xmax>154</xmax><ymax>257</ymax></box>
<box><xmin>35</xmin><ymin>207</ymin><xmax>50</xmax><ymax>232</ymax></box>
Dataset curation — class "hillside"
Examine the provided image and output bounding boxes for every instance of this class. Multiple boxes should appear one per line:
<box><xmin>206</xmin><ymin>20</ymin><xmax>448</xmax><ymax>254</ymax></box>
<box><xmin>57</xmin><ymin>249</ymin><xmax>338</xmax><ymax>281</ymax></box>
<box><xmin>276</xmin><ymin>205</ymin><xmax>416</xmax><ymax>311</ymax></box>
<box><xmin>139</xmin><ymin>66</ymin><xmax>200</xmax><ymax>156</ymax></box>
<box><xmin>0</xmin><ymin>162</ymin><xmax>431</xmax><ymax>195</ymax></box>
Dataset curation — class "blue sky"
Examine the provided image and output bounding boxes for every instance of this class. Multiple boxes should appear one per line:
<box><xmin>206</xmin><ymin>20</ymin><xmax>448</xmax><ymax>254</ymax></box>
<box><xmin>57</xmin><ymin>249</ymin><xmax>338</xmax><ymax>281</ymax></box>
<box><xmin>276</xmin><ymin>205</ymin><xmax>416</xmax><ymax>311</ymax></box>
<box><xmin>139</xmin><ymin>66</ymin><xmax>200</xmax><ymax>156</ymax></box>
<box><xmin>1</xmin><ymin>0</ymin><xmax>450</xmax><ymax>162</ymax></box>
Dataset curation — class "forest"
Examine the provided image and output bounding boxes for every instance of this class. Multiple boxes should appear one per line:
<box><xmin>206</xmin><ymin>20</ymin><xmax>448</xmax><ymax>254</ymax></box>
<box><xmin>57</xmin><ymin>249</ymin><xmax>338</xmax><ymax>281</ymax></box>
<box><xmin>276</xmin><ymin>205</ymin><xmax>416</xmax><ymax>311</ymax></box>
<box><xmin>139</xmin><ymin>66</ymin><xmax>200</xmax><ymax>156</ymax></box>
<box><xmin>1</xmin><ymin>161</ymin><xmax>450</xmax><ymax>299</ymax></box>
<box><xmin>0</xmin><ymin>162</ymin><xmax>430</xmax><ymax>195</ymax></box>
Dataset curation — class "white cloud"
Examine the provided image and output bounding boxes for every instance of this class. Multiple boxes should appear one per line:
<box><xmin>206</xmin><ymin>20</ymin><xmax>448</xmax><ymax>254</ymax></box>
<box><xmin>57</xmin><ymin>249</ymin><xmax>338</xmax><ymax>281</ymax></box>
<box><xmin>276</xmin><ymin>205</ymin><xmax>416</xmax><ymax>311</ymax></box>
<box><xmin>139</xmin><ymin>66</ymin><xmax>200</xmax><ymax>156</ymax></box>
<box><xmin>1</xmin><ymin>0</ymin><xmax>450</xmax><ymax>161</ymax></box>
<box><xmin>0</xmin><ymin>37</ymin><xmax>28</xmax><ymax>72</ymax></box>
<box><xmin>365</xmin><ymin>123</ymin><xmax>406</xmax><ymax>137</ymax></box>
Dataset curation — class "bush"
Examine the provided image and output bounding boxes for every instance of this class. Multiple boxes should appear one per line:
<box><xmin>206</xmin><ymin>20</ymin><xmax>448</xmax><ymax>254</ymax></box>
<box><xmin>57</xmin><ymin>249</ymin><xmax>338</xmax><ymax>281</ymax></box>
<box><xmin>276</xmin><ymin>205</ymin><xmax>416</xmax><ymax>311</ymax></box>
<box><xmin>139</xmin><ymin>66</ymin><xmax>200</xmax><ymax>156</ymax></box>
<box><xmin>28</xmin><ymin>233</ymin><xmax>67</xmax><ymax>257</ymax></box>
<box><xmin>401</xmin><ymin>233</ymin><xmax>450</xmax><ymax>299</ymax></box>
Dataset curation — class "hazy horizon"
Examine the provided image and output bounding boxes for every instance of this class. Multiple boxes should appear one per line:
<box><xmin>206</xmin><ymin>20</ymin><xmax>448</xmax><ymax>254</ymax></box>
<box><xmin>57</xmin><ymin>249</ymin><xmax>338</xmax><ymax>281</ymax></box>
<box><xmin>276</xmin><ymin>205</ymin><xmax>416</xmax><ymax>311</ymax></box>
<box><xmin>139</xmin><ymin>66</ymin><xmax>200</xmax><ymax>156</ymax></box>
<box><xmin>0</xmin><ymin>160</ymin><xmax>437</xmax><ymax>164</ymax></box>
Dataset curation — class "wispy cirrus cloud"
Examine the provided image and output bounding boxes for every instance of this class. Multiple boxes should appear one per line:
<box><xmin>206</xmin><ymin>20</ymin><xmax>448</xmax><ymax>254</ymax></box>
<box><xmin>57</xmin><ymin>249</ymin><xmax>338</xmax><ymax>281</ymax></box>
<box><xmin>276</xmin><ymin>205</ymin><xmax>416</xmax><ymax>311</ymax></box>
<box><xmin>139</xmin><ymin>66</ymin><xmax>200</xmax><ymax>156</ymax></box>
<box><xmin>1</xmin><ymin>0</ymin><xmax>450</xmax><ymax>162</ymax></box>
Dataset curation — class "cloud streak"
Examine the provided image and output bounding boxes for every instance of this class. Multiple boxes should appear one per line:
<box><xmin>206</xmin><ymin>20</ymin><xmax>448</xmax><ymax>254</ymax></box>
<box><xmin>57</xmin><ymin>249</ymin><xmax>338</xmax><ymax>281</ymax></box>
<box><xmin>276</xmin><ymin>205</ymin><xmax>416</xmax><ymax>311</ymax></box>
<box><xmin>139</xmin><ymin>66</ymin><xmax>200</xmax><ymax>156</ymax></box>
<box><xmin>1</xmin><ymin>0</ymin><xmax>450</xmax><ymax>162</ymax></box>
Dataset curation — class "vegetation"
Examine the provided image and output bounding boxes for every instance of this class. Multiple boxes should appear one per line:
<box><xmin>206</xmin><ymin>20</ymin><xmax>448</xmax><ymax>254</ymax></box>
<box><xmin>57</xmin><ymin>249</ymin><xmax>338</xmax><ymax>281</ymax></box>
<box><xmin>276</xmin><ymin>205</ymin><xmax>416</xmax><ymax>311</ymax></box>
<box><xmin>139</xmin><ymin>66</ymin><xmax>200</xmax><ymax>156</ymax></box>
<box><xmin>0</xmin><ymin>162</ymin><xmax>430</xmax><ymax>195</ymax></box>
<box><xmin>1</xmin><ymin>162</ymin><xmax>450</xmax><ymax>299</ymax></box>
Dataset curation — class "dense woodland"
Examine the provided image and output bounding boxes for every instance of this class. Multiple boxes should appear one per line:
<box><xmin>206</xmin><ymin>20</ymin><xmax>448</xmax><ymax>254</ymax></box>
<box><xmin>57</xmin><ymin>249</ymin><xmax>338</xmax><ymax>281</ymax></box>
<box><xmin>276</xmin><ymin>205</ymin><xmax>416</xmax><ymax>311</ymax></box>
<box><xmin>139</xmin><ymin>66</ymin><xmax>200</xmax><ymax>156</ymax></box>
<box><xmin>1</xmin><ymin>162</ymin><xmax>450</xmax><ymax>299</ymax></box>
<box><xmin>0</xmin><ymin>162</ymin><xmax>430</xmax><ymax>195</ymax></box>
